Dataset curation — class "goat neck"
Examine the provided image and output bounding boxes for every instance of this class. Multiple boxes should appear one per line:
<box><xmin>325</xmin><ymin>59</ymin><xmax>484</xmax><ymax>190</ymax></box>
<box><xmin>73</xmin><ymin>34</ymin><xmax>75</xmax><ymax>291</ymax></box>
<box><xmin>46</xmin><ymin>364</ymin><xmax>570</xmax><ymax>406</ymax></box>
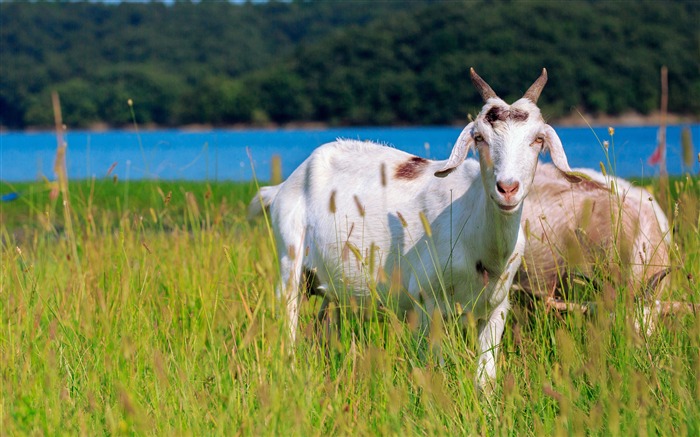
<box><xmin>480</xmin><ymin>185</ymin><xmax>524</xmax><ymax>262</ymax></box>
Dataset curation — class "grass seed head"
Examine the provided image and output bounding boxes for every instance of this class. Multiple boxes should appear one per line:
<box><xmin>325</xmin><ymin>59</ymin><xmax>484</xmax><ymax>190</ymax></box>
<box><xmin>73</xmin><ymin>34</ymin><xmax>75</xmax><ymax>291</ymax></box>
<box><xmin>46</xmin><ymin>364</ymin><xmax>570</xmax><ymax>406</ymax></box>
<box><xmin>329</xmin><ymin>190</ymin><xmax>336</xmax><ymax>213</ymax></box>
<box><xmin>353</xmin><ymin>195</ymin><xmax>365</xmax><ymax>217</ymax></box>
<box><xmin>419</xmin><ymin>211</ymin><xmax>432</xmax><ymax>237</ymax></box>
<box><xmin>106</xmin><ymin>162</ymin><xmax>117</xmax><ymax>176</ymax></box>
<box><xmin>599</xmin><ymin>162</ymin><xmax>607</xmax><ymax>176</ymax></box>
<box><xmin>397</xmin><ymin>211</ymin><xmax>407</xmax><ymax>228</ymax></box>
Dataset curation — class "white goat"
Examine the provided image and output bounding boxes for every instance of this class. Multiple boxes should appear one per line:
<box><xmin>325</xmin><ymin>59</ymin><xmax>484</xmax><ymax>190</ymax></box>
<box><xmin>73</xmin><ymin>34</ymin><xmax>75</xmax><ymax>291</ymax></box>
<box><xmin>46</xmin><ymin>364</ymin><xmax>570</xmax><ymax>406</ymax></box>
<box><xmin>517</xmin><ymin>163</ymin><xmax>671</xmax><ymax>332</ymax></box>
<box><xmin>250</xmin><ymin>69</ymin><xmax>583</xmax><ymax>391</ymax></box>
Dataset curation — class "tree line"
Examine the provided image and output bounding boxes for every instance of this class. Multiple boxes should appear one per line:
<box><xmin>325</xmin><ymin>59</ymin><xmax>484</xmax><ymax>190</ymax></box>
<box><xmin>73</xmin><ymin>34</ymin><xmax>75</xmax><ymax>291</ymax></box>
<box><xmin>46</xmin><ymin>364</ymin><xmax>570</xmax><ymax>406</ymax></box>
<box><xmin>1</xmin><ymin>0</ymin><xmax>698</xmax><ymax>129</ymax></box>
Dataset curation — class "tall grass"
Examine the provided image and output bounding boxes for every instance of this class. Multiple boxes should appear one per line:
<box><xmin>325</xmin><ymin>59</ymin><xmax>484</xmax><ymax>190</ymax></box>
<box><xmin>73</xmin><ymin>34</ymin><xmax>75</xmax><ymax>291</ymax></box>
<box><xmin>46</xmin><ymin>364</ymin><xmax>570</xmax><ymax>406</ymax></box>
<box><xmin>1</xmin><ymin>172</ymin><xmax>698</xmax><ymax>435</ymax></box>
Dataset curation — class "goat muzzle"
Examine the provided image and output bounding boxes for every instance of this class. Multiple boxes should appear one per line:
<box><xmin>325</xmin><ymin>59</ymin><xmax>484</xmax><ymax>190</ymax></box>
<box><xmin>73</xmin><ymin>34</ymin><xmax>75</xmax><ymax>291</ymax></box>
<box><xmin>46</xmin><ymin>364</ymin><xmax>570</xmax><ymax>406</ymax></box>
<box><xmin>497</xmin><ymin>180</ymin><xmax>520</xmax><ymax>200</ymax></box>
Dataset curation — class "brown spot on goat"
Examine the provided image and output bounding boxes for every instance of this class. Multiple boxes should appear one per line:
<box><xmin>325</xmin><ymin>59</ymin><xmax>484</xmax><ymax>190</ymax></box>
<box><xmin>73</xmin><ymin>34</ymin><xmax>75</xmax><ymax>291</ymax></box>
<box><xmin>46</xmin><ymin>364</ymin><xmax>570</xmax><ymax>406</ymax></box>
<box><xmin>485</xmin><ymin>106</ymin><xmax>529</xmax><ymax>124</ymax></box>
<box><xmin>476</xmin><ymin>260</ymin><xmax>490</xmax><ymax>286</ymax></box>
<box><xmin>509</xmin><ymin>108</ymin><xmax>529</xmax><ymax>122</ymax></box>
<box><xmin>485</xmin><ymin>106</ymin><xmax>504</xmax><ymax>124</ymax></box>
<box><xmin>395</xmin><ymin>156</ymin><xmax>428</xmax><ymax>180</ymax></box>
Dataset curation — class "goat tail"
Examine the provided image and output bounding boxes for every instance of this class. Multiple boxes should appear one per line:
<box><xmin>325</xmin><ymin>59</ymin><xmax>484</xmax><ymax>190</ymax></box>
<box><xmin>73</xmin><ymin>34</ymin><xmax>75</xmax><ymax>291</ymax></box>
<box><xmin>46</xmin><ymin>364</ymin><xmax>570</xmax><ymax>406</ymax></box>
<box><xmin>247</xmin><ymin>185</ymin><xmax>281</xmax><ymax>221</ymax></box>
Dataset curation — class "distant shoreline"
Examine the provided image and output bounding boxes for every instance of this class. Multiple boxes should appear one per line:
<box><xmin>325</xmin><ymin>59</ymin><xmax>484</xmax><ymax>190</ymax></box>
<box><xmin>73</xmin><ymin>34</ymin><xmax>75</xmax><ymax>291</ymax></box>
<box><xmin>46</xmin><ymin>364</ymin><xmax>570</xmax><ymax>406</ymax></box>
<box><xmin>553</xmin><ymin>110</ymin><xmax>698</xmax><ymax>128</ymax></box>
<box><xmin>3</xmin><ymin>111</ymin><xmax>698</xmax><ymax>134</ymax></box>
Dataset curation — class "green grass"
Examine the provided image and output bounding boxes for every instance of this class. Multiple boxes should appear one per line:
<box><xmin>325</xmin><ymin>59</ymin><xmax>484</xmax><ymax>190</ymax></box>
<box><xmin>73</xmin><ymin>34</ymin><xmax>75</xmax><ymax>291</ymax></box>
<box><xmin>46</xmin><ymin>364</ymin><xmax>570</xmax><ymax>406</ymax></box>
<box><xmin>1</xmin><ymin>175</ymin><xmax>699</xmax><ymax>435</ymax></box>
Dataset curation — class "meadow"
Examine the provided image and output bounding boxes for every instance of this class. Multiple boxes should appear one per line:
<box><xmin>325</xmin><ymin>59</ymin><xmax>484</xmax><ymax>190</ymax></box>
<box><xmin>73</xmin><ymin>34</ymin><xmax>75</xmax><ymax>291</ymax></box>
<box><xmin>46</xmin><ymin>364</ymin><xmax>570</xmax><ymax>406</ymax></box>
<box><xmin>1</xmin><ymin>170</ymin><xmax>699</xmax><ymax>435</ymax></box>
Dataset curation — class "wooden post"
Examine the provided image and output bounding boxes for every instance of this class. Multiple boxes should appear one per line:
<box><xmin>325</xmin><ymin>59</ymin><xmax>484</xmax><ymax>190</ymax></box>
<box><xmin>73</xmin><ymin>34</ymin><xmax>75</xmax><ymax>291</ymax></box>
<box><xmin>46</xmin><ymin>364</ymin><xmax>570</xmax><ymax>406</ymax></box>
<box><xmin>271</xmin><ymin>154</ymin><xmax>282</xmax><ymax>185</ymax></box>
<box><xmin>51</xmin><ymin>91</ymin><xmax>68</xmax><ymax>198</ymax></box>
<box><xmin>52</xmin><ymin>91</ymin><xmax>81</xmax><ymax>273</ymax></box>
<box><xmin>658</xmin><ymin>66</ymin><xmax>669</xmax><ymax>212</ymax></box>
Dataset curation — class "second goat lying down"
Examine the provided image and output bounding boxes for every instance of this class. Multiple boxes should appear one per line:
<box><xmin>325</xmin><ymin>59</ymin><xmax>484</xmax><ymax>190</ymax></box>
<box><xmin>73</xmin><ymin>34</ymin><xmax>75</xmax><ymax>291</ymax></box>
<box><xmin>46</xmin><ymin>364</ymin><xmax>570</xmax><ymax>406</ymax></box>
<box><xmin>517</xmin><ymin>163</ymin><xmax>671</xmax><ymax>329</ymax></box>
<box><xmin>250</xmin><ymin>69</ymin><xmax>584</xmax><ymax>391</ymax></box>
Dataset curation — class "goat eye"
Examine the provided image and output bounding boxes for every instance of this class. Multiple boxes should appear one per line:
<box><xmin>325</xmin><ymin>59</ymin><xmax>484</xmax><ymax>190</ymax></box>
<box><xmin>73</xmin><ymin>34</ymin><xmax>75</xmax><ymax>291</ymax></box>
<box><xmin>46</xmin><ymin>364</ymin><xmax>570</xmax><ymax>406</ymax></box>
<box><xmin>533</xmin><ymin>136</ymin><xmax>545</xmax><ymax>145</ymax></box>
<box><xmin>473</xmin><ymin>133</ymin><xmax>484</xmax><ymax>142</ymax></box>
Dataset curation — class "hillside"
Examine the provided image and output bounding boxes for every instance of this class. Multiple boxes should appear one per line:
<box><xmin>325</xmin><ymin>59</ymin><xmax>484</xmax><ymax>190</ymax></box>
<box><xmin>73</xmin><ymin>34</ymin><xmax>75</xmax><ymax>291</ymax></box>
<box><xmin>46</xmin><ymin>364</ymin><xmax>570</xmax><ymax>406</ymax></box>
<box><xmin>1</xmin><ymin>0</ymin><xmax>698</xmax><ymax>129</ymax></box>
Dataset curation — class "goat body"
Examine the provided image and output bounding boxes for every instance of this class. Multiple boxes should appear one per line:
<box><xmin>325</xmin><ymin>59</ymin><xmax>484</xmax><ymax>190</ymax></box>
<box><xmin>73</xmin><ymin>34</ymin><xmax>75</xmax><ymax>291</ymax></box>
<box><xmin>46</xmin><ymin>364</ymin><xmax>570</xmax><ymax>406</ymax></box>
<box><xmin>263</xmin><ymin>138</ymin><xmax>521</xmax><ymax>334</ymax></box>
<box><xmin>519</xmin><ymin>163</ymin><xmax>670</xmax><ymax>306</ymax></box>
<box><xmin>251</xmin><ymin>69</ymin><xmax>580</xmax><ymax>391</ymax></box>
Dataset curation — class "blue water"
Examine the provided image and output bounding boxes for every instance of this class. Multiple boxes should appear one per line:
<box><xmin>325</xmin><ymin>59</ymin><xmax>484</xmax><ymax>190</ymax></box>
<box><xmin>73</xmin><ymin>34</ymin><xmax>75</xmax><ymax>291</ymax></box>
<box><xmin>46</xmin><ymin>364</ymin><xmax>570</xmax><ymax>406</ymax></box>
<box><xmin>1</xmin><ymin>125</ymin><xmax>697</xmax><ymax>182</ymax></box>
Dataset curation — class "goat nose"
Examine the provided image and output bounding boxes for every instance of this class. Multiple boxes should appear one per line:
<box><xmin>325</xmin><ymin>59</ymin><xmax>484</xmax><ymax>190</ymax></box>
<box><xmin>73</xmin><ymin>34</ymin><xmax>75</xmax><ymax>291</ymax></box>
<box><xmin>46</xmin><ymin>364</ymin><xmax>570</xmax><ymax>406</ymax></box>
<box><xmin>496</xmin><ymin>180</ymin><xmax>520</xmax><ymax>198</ymax></box>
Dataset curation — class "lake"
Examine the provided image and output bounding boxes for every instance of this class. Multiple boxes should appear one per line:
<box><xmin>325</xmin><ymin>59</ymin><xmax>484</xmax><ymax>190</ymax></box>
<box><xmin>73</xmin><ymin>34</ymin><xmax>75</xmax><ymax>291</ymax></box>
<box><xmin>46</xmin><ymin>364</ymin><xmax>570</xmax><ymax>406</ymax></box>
<box><xmin>1</xmin><ymin>125</ymin><xmax>697</xmax><ymax>183</ymax></box>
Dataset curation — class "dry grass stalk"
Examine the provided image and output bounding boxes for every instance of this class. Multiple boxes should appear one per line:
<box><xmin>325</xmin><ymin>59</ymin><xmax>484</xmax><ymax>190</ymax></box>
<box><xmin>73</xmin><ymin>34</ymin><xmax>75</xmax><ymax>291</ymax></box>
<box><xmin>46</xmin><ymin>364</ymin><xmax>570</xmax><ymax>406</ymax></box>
<box><xmin>545</xmin><ymin>296</ymin><xmax>699</xmax><ymax>317</ymax></box>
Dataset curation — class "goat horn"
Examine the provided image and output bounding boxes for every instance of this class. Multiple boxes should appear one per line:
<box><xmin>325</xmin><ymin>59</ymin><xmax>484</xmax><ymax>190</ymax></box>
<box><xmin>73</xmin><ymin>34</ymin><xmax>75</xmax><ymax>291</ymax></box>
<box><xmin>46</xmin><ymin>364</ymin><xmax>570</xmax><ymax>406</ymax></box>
<box><xmin>523</xmin><ymin>68</ymin><xmax>548</xmax><ymax>103</ymax></box>
<box><xmin>470</xmin><ymin>68</ymin><xmax>497</xmax><ymax>102</ymax></box>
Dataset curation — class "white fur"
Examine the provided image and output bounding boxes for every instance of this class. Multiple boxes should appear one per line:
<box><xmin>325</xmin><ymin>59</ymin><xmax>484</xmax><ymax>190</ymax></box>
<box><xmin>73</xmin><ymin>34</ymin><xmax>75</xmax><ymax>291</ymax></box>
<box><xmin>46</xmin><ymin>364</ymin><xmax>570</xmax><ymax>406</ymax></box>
<box><xmin>520</xmin><ymin>163</ymin><xmax>671</xmax><ymax>334</ymax></box>
<box><xmin>566</xmin><ymin>167</ymin><xmax>670</xmax><ymax>244</ymax></box>
<box><xmin>250</xmin><ymin>72</ymin><xmax>577</xmax><ymax>392</ymax></box>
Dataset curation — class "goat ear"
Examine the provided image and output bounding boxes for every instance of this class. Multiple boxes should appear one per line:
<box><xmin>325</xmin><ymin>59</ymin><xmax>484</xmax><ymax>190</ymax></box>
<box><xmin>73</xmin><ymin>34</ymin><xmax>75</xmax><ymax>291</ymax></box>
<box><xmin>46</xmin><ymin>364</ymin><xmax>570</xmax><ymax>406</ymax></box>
<box><xmin>435</xmin><ymin>122</ymin><xmax>474</xmax><ymax>177</ymax></box>
<box><xmin>542</xmin><ymin>124</ymin><xmax>590</xmax><ymax>184</ymax></box>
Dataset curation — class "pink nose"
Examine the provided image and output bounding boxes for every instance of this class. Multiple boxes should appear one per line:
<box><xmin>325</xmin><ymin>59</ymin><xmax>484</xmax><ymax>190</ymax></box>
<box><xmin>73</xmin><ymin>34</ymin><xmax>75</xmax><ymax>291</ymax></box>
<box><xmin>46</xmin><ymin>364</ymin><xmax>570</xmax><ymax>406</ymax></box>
<box><xmin>496</xmin><ymin>180</ymin><xmax>520</xmax><ymax>200</ymax></box>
